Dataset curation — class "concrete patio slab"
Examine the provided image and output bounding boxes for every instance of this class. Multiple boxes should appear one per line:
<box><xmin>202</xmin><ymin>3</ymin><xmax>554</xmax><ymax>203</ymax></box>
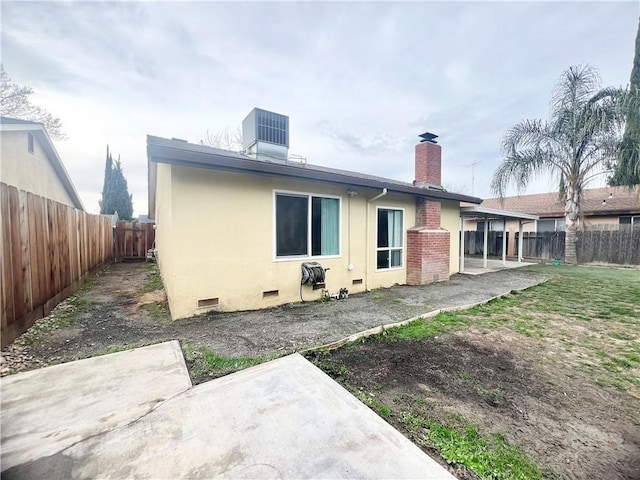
<box><xmin>0</xmin><ymin>340</ymin><xmax>191</xmax><ymax>472</ymax></box>
<box><xmin>3</xmin><ymin>352</ymin><xmax>454</xmax><ymax>479</ymax></box>
<box><xmin>460</xmin><ymin>257</ymin><xmax>536</xmax><ymax>276</ymax></box>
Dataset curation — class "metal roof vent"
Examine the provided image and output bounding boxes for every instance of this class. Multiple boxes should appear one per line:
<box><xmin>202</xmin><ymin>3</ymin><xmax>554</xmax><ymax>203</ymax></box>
<box><xmin>242</xmin><ymin>108</ymin><xmax>289</xmax><ymax>162</ymax></box>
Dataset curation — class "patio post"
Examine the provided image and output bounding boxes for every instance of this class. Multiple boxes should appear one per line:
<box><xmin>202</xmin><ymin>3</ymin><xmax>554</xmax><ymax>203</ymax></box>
<box><xmin>502</xmin><ymin>217</ymin><xmax>507</xmax><ymax>266</ymax></box>
<box><xmin>460</xmin><ymin>214</ymin><xmax>465</xmax><ymax>273</ymax></box>
<box><xmin>518</xmin><ymin>220</ymin><xmax>523</xmax><ymax>262</ymax></box>
<box><xmin>483</xmin><ymin>214</ymin><xmax>488</xmax><ymax>269</ymax></box>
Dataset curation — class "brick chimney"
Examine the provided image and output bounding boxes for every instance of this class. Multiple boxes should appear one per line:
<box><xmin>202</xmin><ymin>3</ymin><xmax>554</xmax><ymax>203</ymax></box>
<box><xmin>415</xmin><ymin>136</ymin><xmax>442</xmax><ymax>187</ymax></box>
<box><xmin>406</xmin><ymin>132</ymin><xmax>451</xmax><ymax>285</ymax></box>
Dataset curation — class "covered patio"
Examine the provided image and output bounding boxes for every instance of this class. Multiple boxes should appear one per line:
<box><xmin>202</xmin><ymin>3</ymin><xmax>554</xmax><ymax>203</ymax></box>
<box><xmin>459</xmin><ymin>206</ymin><xmax>539</xmax><ymax>274</ymax></box>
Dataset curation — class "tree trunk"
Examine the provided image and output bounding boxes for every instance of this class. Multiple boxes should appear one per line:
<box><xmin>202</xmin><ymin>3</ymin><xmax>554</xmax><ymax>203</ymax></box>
<box><xmin>564</xmin><ymin>185</ymin><xmax>580</xmax><ymax>264</ymax></box>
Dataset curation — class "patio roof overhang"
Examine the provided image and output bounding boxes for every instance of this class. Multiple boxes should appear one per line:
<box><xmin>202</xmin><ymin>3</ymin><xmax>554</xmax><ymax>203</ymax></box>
<box><xmin>458</xmin><ymin>207</ymin><xmax>539</xmax><ymax>273</ymax></box>
<box><xmin>460</xmin><ymin>206</ymin><xmax>539</xmax><ymax>222</ymax></box>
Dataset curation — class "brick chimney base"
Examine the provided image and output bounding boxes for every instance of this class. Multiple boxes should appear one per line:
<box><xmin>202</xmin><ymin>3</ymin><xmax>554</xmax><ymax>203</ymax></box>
<box><xmin>406</xmin><ymin>228</ymin><xmax>451</xmax><ymax>285</ymax></box>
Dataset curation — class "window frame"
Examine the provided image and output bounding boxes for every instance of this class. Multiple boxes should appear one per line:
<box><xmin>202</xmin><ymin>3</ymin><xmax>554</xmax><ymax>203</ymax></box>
<box><xmin>537</xmin><ymin>218</ymin><xmax>564</xmax><ymax>233</ymax></box>
<box><xmin>375</xmin><ymin>206</ymin><xmax>405</xmax><ymax>272</ymax></box>
<box><xmin>620</xmin><ymin>215</ymin><xmax>640</xmax><ymax>227</ymax></box>
<box><xmin>272</xmin><ymin>189</ymin><xmax>342</xmax><ymax>261</ymax></box>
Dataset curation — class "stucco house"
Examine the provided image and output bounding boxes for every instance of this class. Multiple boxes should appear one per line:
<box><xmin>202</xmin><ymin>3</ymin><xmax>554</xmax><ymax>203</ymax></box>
<box><xmin>148</xmin><ymin>109</ymin><xmax>481</xmax><ymax>320</ymax></box>
<box><xmin>0</xmin><ymin>117</ymin><xmax>84</xmax><ymax>210</ymax></box>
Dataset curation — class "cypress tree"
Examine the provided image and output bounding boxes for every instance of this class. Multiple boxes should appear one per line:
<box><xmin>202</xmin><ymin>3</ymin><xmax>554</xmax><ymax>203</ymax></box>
<box><xmin>610</xmin><ymin>18</ymin><xmax>640</xmax><ymax>186</ymax></box>
<box><xmin>99</xmin><ymin>146</ymin><xmax>114</xmax><ymax>214</ymax></box>
<box><xmin>99</xmin><ymin>147</ymin><xmax>133</xmax><ymax>220</ymax></box>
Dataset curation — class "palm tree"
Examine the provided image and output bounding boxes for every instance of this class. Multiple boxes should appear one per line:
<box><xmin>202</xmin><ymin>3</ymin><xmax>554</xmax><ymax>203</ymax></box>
<box><xmin>491</xmin><ymin>64</ymin><xmax>632</xmax><ymax>264</ymax></box>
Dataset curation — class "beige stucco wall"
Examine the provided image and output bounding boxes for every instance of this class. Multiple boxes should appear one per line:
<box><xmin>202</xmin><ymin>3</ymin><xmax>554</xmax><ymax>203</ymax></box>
<box><xmin>153</xmin><ymin>163</ymin><xmax>176</xmax><ymax>308</ymax></box>
<box><xmin>154</xmin><ymin>165</ymin><xmax>437</xmax><ymax>319</ymax></box>
<box><xmin>0</xmin><ymin>131</ymin><xmax>75</xmax><ymax>207</ymax></box>
<box><xmin>441</xmin><ymin>201</ymin><xmax>460</xmax><ymax>275</ymax></box>
<box><xmin>582</xmin><ymin>216</ymin><xmax>619</xmax><ymax>228</ymax></box>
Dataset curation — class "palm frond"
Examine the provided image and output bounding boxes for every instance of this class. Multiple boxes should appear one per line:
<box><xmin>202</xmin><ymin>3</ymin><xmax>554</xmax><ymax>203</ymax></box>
<box><xmin>550</xmin><ymin>64</ymin><xmax>601</xmax><ymax>124</ymax></box>
<box><xmin>492</xmin><ymin>120</ymin><xmax>565</xmax><ymax>197</ymax></box>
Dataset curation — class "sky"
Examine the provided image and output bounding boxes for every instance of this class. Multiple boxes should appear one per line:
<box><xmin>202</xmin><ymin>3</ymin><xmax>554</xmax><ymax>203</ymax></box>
<box><xmin>1</xmin><ymin>1</ymin><xmax>638</xmax><ymax>216</ymax></box>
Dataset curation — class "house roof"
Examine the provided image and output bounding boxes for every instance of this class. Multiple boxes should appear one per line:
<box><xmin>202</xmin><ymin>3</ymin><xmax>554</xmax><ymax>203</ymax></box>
<box><xmin>472</xmin><ymin>186</ymin><xmax>640</xmax><ymax>218</ymax></box>
<box><xmin>0</xmin><ymin>116</ymin><xmax>85</xmax><ymax>211</ymax></box>
<box><xmin>147</xmin><ymin>135</ymin><xmax>482</xmax><ymax>216</ymax></box>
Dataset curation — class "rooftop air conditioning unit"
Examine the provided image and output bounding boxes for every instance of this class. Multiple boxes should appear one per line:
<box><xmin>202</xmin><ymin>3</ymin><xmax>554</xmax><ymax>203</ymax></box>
<box><xmin>242</xmin><ymin>108</ymin><xmax>289</xmax><ymax>162</ymax></box>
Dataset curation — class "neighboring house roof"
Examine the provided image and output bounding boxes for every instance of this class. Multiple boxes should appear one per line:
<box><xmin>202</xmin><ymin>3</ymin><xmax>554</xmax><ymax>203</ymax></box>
<box><xmin>0</xmin><ymin>116</ymin><xmax>84</xmax><ymax>211</ymax></box>
<box><xmin>472</xmin><ymin>186</ymin><xmax>640</xmax><ymax>218</ymax></box>
<box><xmin>147</xmin><ymin>135</ymin><xmax>482</xmax><ymax>217</ymax></box>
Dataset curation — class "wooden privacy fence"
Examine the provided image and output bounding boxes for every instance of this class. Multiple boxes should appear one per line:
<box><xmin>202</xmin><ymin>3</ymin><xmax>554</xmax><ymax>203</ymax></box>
<box><xmin>515</xmin><ymin>232</ymin><xmax>566</xmax><ymax>261</ymax></box>
<box><xmin>115</xmin><ymin>221</ymin><xmax>155</xmax><ymax>261</ymax></box>
<box><xmin>470</xmin><ymin>228</ymin><xmax>640</xmax><ymax>265</ymax></box>
<box><xmin>576</xmin><ymin>227</ymin><xmax>640</xmax><ymax>265</ymax></box>
<box><xmin>1</xmin><ymin>183</ymin><xmax>113</xmax><ymax>347</ymax></box>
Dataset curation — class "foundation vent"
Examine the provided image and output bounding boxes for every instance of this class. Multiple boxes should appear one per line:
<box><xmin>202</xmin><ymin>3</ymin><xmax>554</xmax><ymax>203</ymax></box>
<box><xmin>263</xmin><ymin>290</ymin><xmax>279</xmax><ymax>298</ymax></box>
<box><xmin>198</xmin><ymin>298</ymin><xmax>219</xmax><ymax>308</ymax></box>
<box><xmin>352</xmin><ymin>279</ymin><xmax>363</xmax><ymax>285</ymax></box>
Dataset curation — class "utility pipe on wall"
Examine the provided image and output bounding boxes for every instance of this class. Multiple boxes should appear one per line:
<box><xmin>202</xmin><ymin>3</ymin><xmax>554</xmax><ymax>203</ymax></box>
<box><xmin>368</xmin><ymin>188</ymin><xmax>388</xmax><ymax>203</ymax></box>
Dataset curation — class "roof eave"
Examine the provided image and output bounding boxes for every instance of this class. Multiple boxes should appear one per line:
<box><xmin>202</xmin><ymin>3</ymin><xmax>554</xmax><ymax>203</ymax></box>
<box><xmin>146</xmin><ymin>140</ymin><xmax>482</xmax><ymax>205</ymax></box>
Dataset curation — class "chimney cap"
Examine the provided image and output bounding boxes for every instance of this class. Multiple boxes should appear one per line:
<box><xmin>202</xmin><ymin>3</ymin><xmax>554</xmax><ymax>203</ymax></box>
<box><xmin>419</xmin><ymin>132</ymin><xmax>438</xmax><ymax>144</ymax></box>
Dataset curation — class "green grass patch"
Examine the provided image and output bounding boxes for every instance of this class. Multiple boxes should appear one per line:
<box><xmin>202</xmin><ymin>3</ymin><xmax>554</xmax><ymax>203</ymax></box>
<box><xmin>354</xmin><ymin>391</ymin><xmax>391</xmax><ymax>418</ymax></box>
<box><xmin>141</xmin><ymin>303</ymin><xmax>171</xmax><ymax>325</ymax></box>
<box><xmin>401</xmin><ymin>412</ymin><xmax>547</xmax><ymax>480</ymax></box>
<box><xmin>182</xmin><ymin>340</ymin><xmax>278</xmax><ymax>379</ymax></box>
<box><xmin>140</xmin><ymin>263</ymin><xmax>164</xmax><ymax>293</ymax></box>
<box><xmin>379</xmin><ymin>312</ymin><xmax>471</xmax><ymax>341</ymax></box>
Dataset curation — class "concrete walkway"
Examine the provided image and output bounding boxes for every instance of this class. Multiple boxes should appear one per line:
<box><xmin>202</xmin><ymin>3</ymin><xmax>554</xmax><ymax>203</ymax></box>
<box><xmin>193</xmin><ymin>268</ymin><xmax>548</xmax><ymax>357</ymax></box>
<box><xmin>1</xmin><ymin>342</ymin><xmax>454</xmax><ymax>479</ymax></box>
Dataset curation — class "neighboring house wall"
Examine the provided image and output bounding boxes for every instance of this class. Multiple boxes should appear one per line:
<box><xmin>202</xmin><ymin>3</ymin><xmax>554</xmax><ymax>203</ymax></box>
<box><xmin>582</xmin><ymin>215</ymin><xmax>620</xmax><ymax>228</ymax></box>
<box><xmin>0</xmin><ymin>130</ymin><xmax>75</xmax><ymax>207</ymax></box>
<box><xmin>154</xmin><ymin>165</ymin><xmax>418</xmax><ymax>319</ymax></box>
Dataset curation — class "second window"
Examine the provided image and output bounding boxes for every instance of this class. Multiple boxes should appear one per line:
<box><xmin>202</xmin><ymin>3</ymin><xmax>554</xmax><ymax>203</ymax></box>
<box><xmin>377</xmin><ymin>208</ymin><xmax>403</xmax><ymax>269</ymax></box>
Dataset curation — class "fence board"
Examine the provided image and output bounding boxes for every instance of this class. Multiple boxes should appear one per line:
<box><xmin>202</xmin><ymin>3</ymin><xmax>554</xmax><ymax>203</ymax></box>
<box><xmin>1</xmin><ymin>183</ymin><xmax>114</xmax><ymax>347</ymax></box>
<box><xmin>8</xmin><ymin>186</ymin><xmax>25</xmax><ymax>322</ymax></box>
<box><xmin>19</xmin><ymin>190</ymin><xmax>33</xmax><ymax>317</ymax></box>
<box><xmin>1</xmin><ymin>185</ymin><xmax>14</xmax><ymax>329</ymax></box>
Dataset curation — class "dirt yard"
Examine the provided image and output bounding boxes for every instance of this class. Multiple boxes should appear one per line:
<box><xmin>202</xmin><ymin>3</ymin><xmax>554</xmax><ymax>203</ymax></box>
<box><xmin>1</xmin><ymin>261</ymin><xmax>545</xmax><ymax>384</ymax></box>
<box><xmin>308</xmin><ymin>265</ymin><xmax>640</xmax><ymax>480</ymax></box>
<box><xmin>2</xmin><ymin>262</ymin><xmax>637</xmax><ymax>479</ymax></box>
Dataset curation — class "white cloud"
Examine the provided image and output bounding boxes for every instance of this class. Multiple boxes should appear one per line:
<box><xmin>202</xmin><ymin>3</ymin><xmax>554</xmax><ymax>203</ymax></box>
<box><xmin>1</xmin><ymin>1</ymin><xmax>637</xmax><ymax>214</ymax></box>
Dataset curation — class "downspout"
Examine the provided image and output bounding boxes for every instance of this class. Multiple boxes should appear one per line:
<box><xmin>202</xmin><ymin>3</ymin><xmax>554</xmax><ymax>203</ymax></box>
<box><xmin>365</xmin><ymin>188</ymin><xmax>388</xmax><ymax>290</ymax></box>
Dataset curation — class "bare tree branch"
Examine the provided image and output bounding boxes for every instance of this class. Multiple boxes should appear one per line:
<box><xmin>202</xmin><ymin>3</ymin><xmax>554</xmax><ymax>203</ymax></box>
<box><xmin>0</xmin><ymin>64</ymin><xmax>66</xmax><ymax>140</ymax></box>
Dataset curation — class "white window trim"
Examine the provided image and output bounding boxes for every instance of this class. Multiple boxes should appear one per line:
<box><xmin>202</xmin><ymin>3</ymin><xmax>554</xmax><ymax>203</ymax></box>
<box><xmin>374</xmin><ymin>205</ymin><xmax>405</xmax><ymax>272</ymax></box>
<box><xmin>272</xmin><ymin>189</ymin><xmax>342</xmax><ymax>262</ymax></box>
